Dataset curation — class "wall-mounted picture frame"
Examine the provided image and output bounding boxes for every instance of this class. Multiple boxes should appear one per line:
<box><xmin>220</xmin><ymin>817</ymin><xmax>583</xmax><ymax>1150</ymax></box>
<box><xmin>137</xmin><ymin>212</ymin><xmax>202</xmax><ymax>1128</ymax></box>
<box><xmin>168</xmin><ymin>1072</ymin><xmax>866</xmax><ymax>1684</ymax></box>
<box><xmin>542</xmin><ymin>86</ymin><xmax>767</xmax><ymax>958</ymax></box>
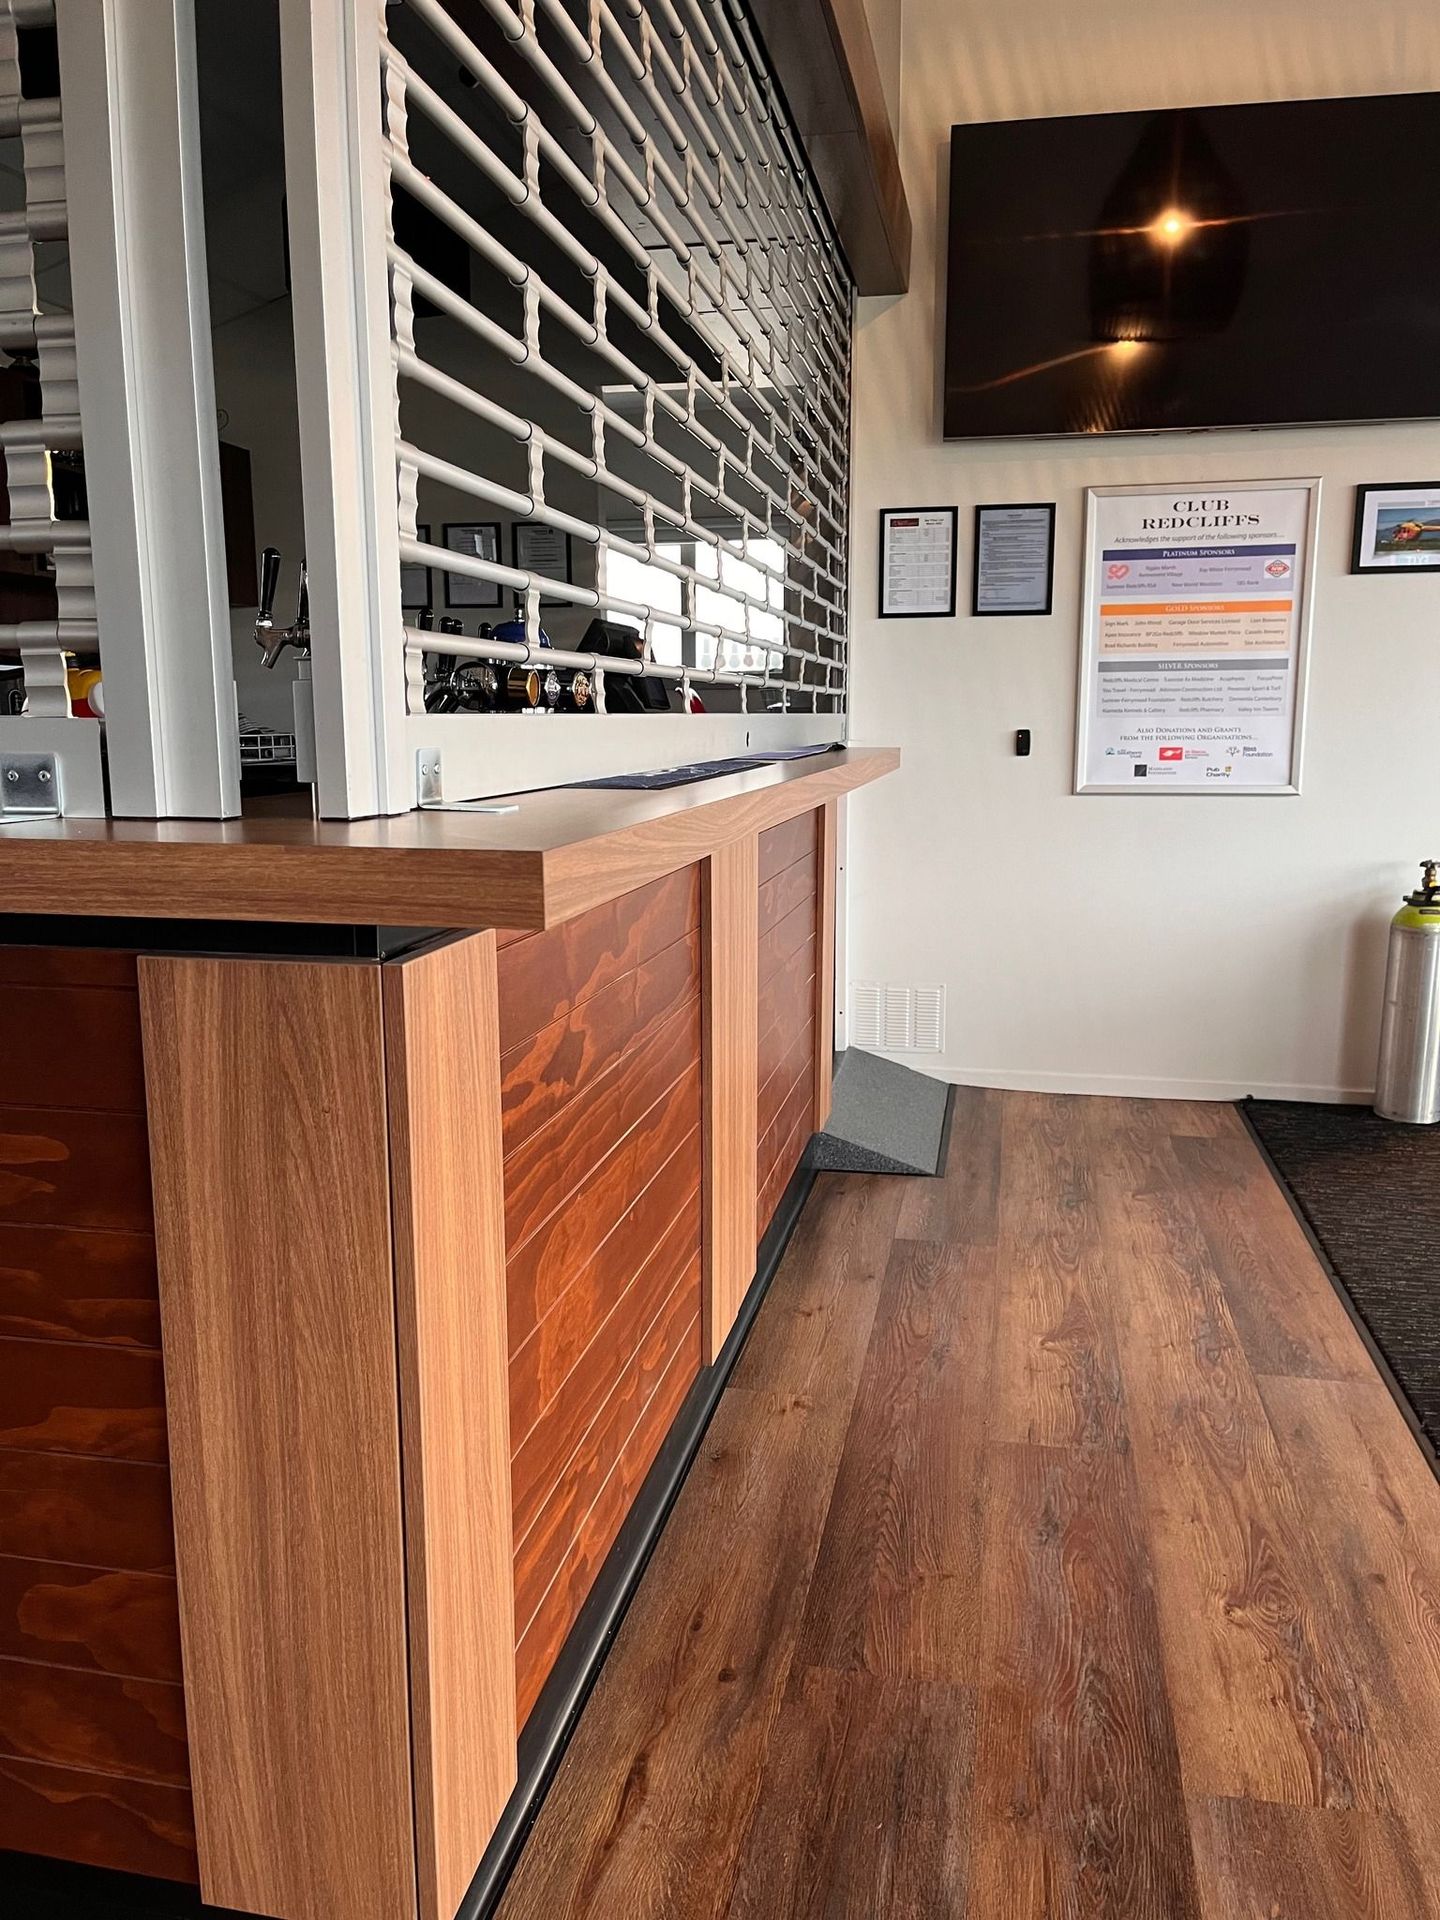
<box><xmin>400</xmin><ymin>521</ymin><xmax>432</xmax><ymax>610</ymax></box>
<box><xmin>879</xmin><ymin>506</ymin><xmax>957</xmax><ymax>618</ymax></box>
<box><xmin>1351</xmin><ymin>483</ymin><xmax>1440</xmax><ymax>573</ymax></box>
<box><xmin>972</xmin><ymin>502</ymin><xmax>1056</xmax><ymax>615</ymax></box>
<box><xmin>512</xmin><ymin>520</ymin><xmax>572</xmax><ymax>608</ymax></box>
<box><xmin>442</xmin><ymin>521</ymin><xmax>503</xmax><ymax>608</ymax></box>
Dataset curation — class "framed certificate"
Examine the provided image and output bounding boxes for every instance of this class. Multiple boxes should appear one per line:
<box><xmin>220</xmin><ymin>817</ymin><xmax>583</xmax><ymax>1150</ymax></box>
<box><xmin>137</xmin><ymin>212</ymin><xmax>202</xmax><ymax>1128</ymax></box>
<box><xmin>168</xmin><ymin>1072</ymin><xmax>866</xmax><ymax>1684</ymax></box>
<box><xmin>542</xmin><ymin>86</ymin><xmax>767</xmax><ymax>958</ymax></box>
<box><xmin>879</xmin><ymin>506</ymin><xmax>957</xmax><ymax>618</ymax></box>
<box><xmin>442</xmin><ymin>522</ymin><xmax>502</xmax><ymax>608</ymax></box>
<box><xmin>972</xmin><ymin>502</ymin><xmax>1055</xmax><ymax>615</ymax></box>
<box><xmin>400</xmin><ymin>522</ymin><xmax>432</xmax><ymax>610</ymax></box>
<box><xmin>513</xmin><ymin>520</ymin><xmax>573</xmax><ymax>607</ymax></box>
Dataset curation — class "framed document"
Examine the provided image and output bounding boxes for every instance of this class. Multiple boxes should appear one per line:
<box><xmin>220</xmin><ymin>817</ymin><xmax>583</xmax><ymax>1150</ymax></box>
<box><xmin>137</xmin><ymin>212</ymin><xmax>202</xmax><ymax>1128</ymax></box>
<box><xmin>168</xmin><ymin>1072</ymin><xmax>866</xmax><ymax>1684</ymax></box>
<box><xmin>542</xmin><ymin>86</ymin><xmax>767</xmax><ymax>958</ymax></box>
<box><xmin>442</xmin><ymin>522</ymin><xmax>502</xmax><ymax>608</ymax></box>
<box><xmin>1351</xmin><ymin>483</ymin><xmax>1440</xmax><ymax>573</ymax></box>
<box><xmin>401</xmin><ymin>522</ymin><xmax>432</xmax><ymax>610</ymax></box>
<box><xmin>879</xmin><ymin>506</ymin><xmax>957</xmax><ymax>618</ymax></box>
<box><xmin>1075</xmin><ymin>478</ymin><xmax>1320</xmax><ymax>795</ymax></box>
<box><xmin>972</xmin><ymin>502</ymin><xmax>1055</xmax><ymax>615</ymax></box>
<box><xmin>513</xmin><ymin>520</ymin><xmax>573</xmax><ymax>607</ymax></box>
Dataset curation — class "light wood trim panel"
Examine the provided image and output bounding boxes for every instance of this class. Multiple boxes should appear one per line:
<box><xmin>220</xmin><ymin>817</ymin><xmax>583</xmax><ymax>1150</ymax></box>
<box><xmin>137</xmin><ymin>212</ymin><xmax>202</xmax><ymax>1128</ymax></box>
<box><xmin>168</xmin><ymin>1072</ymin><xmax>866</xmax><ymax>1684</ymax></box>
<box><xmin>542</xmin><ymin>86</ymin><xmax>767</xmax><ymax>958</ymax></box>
<box><xmin>382</xmin><ymin>934</ymin><xmax>518</xmax><ymax>1920</ymax></box>
<box><xmin>137</xmin><ymin>957</ymin><xmax>417</xmax><ymax>1920</ymax></box>
<box><xmin>702</xmin><ymin>836</ymin><xmax>759</xmax><ymax>1362</ymax></box>
<box><xmin>0</xmin><ymin>748</ymin><xmax>898</xmax><ymax>930</ymax></box>
<box><xmin>814</xmin><ymin>801</ymin><xmax>838</xmax><ymax>1133</ymax></box>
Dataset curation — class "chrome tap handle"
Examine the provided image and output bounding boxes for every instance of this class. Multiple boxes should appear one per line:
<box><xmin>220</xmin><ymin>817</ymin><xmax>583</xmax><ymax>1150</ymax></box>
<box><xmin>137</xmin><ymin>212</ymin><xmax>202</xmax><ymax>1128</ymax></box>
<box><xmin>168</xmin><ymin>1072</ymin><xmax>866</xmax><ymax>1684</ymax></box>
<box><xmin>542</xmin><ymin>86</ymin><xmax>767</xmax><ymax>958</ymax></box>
<box><xmin>258</xmin><ymin>546</ymin><xmax>281</xmax><ymax>629</ymax></box>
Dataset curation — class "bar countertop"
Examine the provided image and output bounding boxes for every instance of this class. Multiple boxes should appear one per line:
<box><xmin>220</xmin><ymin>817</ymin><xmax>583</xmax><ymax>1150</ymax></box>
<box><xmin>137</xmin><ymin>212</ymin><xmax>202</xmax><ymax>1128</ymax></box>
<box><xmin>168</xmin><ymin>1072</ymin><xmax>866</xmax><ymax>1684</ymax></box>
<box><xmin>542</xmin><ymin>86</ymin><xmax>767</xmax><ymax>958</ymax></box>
<box><xmin>0</xmin><ymin>746</ymin><xmax>898</xmax><ymax>929</ymax></box>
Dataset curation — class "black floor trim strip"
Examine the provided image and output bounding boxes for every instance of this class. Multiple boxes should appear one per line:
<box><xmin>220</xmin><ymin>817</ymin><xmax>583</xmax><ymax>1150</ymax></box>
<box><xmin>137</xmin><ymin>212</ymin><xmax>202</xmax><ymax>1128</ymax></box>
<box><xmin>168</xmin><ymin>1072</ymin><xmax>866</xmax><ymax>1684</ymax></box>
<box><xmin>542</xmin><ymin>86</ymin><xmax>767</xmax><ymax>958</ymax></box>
<box><xmin>1236</xmin><ymin>1097</ymin><xmax>1440</xmax><ymax>1484</ymax></box>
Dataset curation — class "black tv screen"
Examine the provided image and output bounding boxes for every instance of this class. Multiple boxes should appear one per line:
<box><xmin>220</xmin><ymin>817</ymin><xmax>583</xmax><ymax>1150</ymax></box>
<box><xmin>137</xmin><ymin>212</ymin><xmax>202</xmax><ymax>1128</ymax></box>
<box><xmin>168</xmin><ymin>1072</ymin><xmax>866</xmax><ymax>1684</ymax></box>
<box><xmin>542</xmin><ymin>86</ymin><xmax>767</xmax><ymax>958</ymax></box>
<box><xmin>944</xmin><ymin>93</ymin><xmax>1440</xmax><ymax>438</ymax></box>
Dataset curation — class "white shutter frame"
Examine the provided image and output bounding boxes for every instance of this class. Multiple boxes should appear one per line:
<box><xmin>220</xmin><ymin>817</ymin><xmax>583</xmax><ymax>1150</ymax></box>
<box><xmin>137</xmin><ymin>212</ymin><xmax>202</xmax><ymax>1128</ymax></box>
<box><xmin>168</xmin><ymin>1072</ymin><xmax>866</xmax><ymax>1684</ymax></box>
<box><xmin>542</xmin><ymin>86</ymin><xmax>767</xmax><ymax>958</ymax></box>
<box><xmin>58</xmin><ymin>0</ymin><xmax>241</xmax><ymax>819</ymax></box>
<box><xmin>278</xmin><ymin>0</ymin><xmax>410</xmax><ymax>819</ymax></box>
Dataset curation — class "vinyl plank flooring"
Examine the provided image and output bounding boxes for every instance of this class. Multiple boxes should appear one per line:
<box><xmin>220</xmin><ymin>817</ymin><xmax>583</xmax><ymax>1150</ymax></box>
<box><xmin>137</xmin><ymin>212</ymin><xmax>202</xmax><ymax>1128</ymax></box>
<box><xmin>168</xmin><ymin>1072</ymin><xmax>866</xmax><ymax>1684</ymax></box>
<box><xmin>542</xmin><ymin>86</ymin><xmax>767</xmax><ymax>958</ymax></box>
<box><xmin>969</xmin><ymin>1440</ymin><xmax>1202</xmax><ymax>1920</ymax></box>
<box><xmin>1188</xmin><ymin>1797</ymin><xmax>1434</xmax><ymax>1920</ymax></box>
<box><xmin>794</xmin><ymin>1240</ymin><xmax>993</xmax><ymax>1682</ymax></box>
<box><xmin>1171</xmin><ymin>1131</ymin><xmax>1371</xmax><ymax>1382</ymax></box>
<box><xmin>498</xmin><ymin>1090</ymin><xmax>1440</xmax><ymax>1920</ymax></box>
<box><xmin>1090</xmin><ymin>1110</ymin><xmax>1389</xmax><ymax>1810</ymax></box>
<box><xmin>992</xmin><ymin>1092</ymin><xmax>1127</xmax><ymax>1454</ymax></box>
<box><xmin>724</xmin><ymin>1668</ymin><xmax>973</xmax><ymax>1919</ymax></box>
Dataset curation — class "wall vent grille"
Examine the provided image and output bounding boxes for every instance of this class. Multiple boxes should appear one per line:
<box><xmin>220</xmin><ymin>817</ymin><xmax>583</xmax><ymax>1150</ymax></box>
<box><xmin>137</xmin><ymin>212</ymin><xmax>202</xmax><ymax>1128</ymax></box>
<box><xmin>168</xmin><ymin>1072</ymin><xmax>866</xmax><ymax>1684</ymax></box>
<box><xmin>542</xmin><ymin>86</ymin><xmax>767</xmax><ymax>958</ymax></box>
<box><xmin>849</xmin><ymin>982</ymin><xmax>946</xmax><ymax>1055</ymax></box>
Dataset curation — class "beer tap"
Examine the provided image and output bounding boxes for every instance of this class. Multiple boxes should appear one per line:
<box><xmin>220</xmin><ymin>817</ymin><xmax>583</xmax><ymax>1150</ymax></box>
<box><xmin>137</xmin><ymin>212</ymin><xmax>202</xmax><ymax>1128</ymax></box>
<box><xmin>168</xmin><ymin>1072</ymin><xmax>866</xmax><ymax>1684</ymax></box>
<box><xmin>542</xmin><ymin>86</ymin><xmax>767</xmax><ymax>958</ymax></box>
<box><xmin>254</xmin><ymin>546</ymin><xmax>310</xmax><ymax>669</ymax></box>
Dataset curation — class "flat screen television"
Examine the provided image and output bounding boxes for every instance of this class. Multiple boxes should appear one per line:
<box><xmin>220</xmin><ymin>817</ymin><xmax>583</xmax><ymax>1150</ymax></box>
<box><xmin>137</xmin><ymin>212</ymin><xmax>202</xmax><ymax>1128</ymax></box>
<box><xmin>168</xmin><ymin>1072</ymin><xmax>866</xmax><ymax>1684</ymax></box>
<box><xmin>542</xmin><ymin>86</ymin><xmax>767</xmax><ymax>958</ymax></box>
<box><xmin>944</xmin><ymin>93</ymin><xmax>1440</xmax><ymax>438</ymax></box>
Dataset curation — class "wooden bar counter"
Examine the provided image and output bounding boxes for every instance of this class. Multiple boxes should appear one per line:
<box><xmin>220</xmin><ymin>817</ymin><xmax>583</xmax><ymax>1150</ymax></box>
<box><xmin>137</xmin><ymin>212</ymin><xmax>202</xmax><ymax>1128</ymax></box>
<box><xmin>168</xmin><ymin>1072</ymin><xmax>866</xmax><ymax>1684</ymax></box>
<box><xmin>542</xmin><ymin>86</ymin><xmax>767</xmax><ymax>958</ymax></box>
<box><xmin>0</xmin><ymin>748</ymin><xmax>896</xmax><ymax>1920</ymax></box>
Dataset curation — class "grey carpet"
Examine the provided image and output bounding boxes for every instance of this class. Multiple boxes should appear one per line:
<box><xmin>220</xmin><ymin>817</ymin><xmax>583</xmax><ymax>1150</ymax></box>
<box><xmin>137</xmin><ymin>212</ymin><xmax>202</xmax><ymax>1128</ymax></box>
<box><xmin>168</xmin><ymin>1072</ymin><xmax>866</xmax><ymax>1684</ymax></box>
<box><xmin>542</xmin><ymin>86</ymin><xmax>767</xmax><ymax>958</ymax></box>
<box><xmin>810</xmin><ymin>1048</ymin><xmax>951</xmax><ymax>1176</ymax></box>
<box><xmin>1244</xmin><ymin>1099</ymin><xmax>1440</xmax><ymax>1450</ymax></box>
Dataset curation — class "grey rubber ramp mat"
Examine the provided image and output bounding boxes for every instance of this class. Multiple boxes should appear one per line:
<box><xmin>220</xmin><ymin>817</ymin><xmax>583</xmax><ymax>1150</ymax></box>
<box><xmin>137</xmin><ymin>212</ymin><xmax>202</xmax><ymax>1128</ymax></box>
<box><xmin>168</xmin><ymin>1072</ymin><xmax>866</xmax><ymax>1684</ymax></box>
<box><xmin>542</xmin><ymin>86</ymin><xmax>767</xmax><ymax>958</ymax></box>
<box><xmin>810</xmin><ymin>1048</ymin><xmax>951</xmax><ymax>1176</ymax></box>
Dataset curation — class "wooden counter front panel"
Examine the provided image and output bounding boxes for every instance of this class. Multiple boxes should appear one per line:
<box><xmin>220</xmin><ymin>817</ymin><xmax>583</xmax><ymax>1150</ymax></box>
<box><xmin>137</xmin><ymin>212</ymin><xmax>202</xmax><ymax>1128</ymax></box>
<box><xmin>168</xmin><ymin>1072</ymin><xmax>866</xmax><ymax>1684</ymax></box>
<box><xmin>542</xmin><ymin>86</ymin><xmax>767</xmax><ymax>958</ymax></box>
<box><xmin>0</xmin><ymin>947</ymin><xmax>195</xmax><ymax>1885</ymax></box>
<box><xmin>756</xmin><ymin>813</ymin><xmax>819</xmax><ymax>1244</ymax></box>
<box><xmin>499</xmin><ymin>867</ymin><xmax>704</xmax><ymax>1724</ymax></box>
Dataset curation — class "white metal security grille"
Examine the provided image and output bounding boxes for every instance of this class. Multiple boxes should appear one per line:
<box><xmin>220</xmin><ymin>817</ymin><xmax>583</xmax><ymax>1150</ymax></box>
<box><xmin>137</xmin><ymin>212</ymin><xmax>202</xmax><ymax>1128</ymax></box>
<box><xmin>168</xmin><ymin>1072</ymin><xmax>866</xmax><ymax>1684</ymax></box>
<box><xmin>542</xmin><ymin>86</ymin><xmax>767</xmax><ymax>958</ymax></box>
<box><xmin>385</xmin><ymin>0</ymin><xmax>853</xmax><ymax>715</ymax></box>
<box><xmin>0</xmin><ymin>0</ymin><xmax>94</xmax><ymax>731</ymax></box>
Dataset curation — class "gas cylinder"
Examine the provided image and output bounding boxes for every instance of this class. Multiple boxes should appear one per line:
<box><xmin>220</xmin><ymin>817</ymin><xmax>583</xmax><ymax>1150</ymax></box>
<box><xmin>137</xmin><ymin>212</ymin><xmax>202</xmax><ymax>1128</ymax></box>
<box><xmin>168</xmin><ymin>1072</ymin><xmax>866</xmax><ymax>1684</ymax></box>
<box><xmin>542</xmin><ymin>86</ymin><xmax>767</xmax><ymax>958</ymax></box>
<box><xmin>1375</xmin><ymin>860</ymin><xmax>1440</xmax><ymax>1124</ymax></box>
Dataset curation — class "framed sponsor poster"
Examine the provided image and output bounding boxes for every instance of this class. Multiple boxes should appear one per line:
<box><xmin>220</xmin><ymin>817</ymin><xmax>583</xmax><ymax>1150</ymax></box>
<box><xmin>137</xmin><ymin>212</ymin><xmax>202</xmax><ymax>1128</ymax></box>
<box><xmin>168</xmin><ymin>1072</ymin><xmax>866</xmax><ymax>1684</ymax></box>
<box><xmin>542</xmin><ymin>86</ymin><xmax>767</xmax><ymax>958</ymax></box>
<box><xmin>1075</xmin><ymin>479</ymin><xmax>1320</xmax><ymax>795</ymax></box>
<box><xmin>1351</xmin><ymin>482</ymin><xmax>1440</xmax><ymax>573</ymax></box>
<box><xmin>879</xmin><ymin>506</ymin><xmax>957</xmax><ymax>617</ymax></box>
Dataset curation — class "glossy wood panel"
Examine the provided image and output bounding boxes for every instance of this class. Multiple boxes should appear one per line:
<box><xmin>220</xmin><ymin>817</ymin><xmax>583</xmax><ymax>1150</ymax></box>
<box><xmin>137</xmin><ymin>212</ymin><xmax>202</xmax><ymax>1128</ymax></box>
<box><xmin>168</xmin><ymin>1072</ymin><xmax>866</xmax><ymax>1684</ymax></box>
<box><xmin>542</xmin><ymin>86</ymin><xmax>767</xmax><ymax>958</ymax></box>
<box><xmin>138</xmin><ymin>955</ymin><xmax>415</xmax><ymax>1920</ymax></box>
<box><xmin>704</xmin><ymin>836</ymin><xmax>759</xmax><ymax>1360</ymax></box>
<box><xmin>500</xmin><ymin>931</ymin><xmax>699</xmax><ymax>1157</ymax></box>
<box><xmin>0</xmin><ymin>1657</ymin><xmax>189</xmax><ymax>1785</ymax></box>
<box><xmin>0</xmin><ymin>947</ymin><xmax>138</xmax><ymax>990</ymax></box>
<box><xmin>0</xmin><ymin>1107</ymin><xmax>152</xmax><ymax>1232</ymax></box>
<box><xmin>511</xmin><ymin>1190</ymin><xmax>702</xmax><ymax>1546</ymax></box>
<box><xmin>498</xmin><ymin>866</ymin><xmax>699</xmax><ymax>1054</ymax></box>
<box><xmin>383</xmin><ymin>932</ymin><xmax>518</xmax><ymax>1920</ymax></box>
<box><xmin>505</xmin><ymin>1067</ymin><xmax>701</xmax><ymax>1354</ymax></box>
<box><xmin>0</xmin><ymin>1224</ymin><xmax>160</xmax><ymax>1347</ymax></box>
<box><xmin>510</xmin><ymin>1158</ymin><xmax>702</xmax><ymax>1453</ymax></box>
<box><xmin>2</xmin><ymin>982</ymin><xmax>146</xmax><ymax>1113</ymax></box>
<box><xmin>0</xmin><ymin>1449</ymin><xmax>176</xmax><ymax>1573</ymax></box>
<box><xmin>500</xmin><ymin>878</ymin><xmax>704</xmax><ymax>1723</ymax></box>
<box><xmin>0</xmin><ymin>1558</ymin><xmax>183</xmax><ymax>1681</ymax></box>
<box><xmin>757</xmin><ymin>809</ymin><xmax>816</xmax><ymax>887</ymax></box>
<box><xmin>0</xmin><ymin>949</ymin><xmax>188</xmax><ymax>1886</ymax></box>
<box><xmin>0</xmin><ymin>1336</ymin><xmax>166</xmax><ymax>1461</ymax></box>
<box><xmin>504</xmin><ymin>996</ymin><xmax>701</xmax><ymax>1253</ymax></box>
<box><xmin>513</xmin><ymin>1300</ymin><xmax>701</xmax><ymax>1724</ymax></box>
<box><xmin>0</xmin><ymin>1754</ymin><xmax>196</xmax><ymax>1883</ymax></box>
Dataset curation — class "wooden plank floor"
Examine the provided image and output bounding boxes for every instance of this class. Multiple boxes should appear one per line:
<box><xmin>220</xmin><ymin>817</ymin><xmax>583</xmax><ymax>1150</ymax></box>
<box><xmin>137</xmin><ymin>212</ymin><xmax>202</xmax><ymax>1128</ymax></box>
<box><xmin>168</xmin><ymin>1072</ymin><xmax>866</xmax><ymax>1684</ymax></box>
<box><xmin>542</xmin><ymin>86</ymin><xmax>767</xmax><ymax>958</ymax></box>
<box><xmin>497</xmin><ymin>1091</ymin><xmax>1440</xmax><ymax>1919</ymax></box>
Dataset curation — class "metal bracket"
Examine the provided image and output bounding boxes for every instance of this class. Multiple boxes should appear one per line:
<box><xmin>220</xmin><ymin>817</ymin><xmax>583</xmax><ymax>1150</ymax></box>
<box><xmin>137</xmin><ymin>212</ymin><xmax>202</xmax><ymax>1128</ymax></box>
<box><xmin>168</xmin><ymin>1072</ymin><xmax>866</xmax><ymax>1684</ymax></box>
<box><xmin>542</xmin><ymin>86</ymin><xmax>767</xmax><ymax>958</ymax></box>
<box><xmin>414</xmin><ymin>747</ymin><xmax>518</xmax><ymax>814</ymax></box>
<box><xmin>0</xmin><ymin>749</ymin><xmax>60</xmax><ymax>815</ymax></box>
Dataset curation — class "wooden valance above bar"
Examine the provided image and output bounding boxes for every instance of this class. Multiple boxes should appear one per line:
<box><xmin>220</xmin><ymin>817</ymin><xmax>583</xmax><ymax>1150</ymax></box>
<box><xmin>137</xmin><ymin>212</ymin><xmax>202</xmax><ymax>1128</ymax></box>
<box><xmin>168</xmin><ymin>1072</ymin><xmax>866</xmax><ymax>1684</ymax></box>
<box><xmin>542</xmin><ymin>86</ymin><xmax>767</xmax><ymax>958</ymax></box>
<box><xmin>750</xmin><ymin>0</ymin><xmax>911</xmax><ymax>295</ymax></box>
<box><xmin>0</xmin><ymin>748</ymin><xmax>899</xmax><ymax>930</ymax></box>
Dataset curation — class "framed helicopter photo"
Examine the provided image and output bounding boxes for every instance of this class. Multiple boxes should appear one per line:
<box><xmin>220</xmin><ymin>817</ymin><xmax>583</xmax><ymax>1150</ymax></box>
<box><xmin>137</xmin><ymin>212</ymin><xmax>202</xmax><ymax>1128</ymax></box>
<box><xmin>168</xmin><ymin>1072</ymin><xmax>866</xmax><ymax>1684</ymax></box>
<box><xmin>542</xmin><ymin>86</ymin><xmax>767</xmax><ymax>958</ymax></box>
<box><xmin>1351</xmin><ymin>483</ymin><xmax>1440</xmax><ymax>574</ymax></box>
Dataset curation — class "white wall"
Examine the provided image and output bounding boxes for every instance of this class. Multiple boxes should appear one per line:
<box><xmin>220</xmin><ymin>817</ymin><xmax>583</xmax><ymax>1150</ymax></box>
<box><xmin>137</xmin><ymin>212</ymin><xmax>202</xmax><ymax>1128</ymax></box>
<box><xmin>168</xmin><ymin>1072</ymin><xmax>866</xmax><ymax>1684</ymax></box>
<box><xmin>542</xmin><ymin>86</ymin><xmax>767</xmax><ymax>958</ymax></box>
<box><xmin>847</xmin><ymin>0</ymin><xmax>1440</xmax><ymax>1102</ymax></box>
